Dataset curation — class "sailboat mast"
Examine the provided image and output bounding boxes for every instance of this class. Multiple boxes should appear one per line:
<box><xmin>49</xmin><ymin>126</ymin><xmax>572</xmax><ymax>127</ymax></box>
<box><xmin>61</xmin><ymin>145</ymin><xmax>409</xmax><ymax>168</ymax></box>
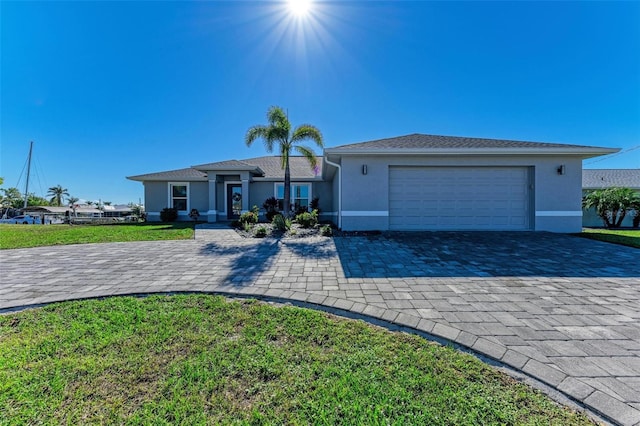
<box><xmin>23</xmin><ymin>141</ymin><xmax>33</xmax><ymax>209</ymax></box>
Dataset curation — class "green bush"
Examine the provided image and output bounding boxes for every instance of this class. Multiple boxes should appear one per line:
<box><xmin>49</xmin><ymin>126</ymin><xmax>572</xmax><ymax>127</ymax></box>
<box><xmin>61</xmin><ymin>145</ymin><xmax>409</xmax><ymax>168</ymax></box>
<box><xmin>295</xmin><ymin>209</ymin><xmax>318</xmax><ymax>228</ymax></box>
<box><xmin>160</xmin><ymin>207</ymin><xmax>178</xmax><ymax>222</ymax></box>
<box><xmin>239</xmin><ymin>205</ymin><xmax>259</xmax><ymax>226</ymax></box>
<box><xmin>320</xmin><ymin>224</ymin><xmax>333</xmax><ymax>236</ymax></box>
<box><xmin>272</xmin><ymin>214</ymin><xmax>291</xmax><ymax>231</ymax></box>
<box><xmin>254</xmin><ymin>226</ymin><xmax>268</xmax><ymax>238</ymax></box>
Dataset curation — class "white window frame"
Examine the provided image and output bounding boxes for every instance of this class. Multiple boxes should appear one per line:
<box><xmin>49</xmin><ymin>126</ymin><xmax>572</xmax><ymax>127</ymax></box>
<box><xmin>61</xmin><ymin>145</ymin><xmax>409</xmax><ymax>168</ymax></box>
<box><xmin>274</xmin><ymin>183</ymin><xmax>312</xmax><ymax>212</ymax></box>
<box><xmin>168</xmin><ymin>182</ymin><xmax>189</xmax><ymax>212</ymax></box>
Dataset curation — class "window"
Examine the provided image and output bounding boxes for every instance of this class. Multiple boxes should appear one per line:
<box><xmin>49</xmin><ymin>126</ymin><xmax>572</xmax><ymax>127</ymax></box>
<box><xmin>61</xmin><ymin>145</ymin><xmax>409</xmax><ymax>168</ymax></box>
<box><xmin>169</xmin><ymin>183</ymin><xmax>188</xmax><ymax>211</ymax></box>
<box><xmin>275</xmin><ymin>183</ymin><xmax>311</xmax><ymax>212</ymax></box>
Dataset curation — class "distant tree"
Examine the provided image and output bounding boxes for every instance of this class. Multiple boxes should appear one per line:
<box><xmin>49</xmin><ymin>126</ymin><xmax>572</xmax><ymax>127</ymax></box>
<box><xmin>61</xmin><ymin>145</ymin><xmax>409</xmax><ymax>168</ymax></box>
<box><xmin>0</xmin><ymin>177</ymin><xmax>4</xmax><ymax>186</ymax></box>
<box><xmin>86</xmin><ymin>200</ymin><xmax>94</xmax><ymax>206</ymax></box>
<box><xmin>2</xmin><ymin>187</ymin><xmax>24</xmax><ymax>209</ymax></box>
<box><xmin>47</xmin><ymin>185</ymin><xmax>69</xmax><ymax>207</ymax></box>
<box><xmin>582</xmin><ymin>187</ymin><xmax>640</xmax><ymax>228</ymax></box>
<box><xmin>26</xmin><ymin>193</ymin><xmax>50</xmax><ymax>207</ymax></box>
<box><xmin>103</xmin><ymin>201</ymin><xmax>112</xmax><ymax>206</ymax></box>
<box><xmin>245</xmin><ymin>106</ymin><xmax>323</xmax><ymax>217</ymax></box>
<box><xmin>67</xmin><ymin>196</ymin><xmax>80</xmax><ymax>217</ymax></box>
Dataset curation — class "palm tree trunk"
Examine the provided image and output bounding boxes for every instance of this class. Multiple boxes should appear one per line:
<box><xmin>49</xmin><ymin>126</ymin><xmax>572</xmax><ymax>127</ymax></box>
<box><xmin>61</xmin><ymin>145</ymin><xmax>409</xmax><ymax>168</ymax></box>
<box><xmin>284</xmin><ymin>161</ymin><xmax>291</xmax><ymax>218</ymax></box>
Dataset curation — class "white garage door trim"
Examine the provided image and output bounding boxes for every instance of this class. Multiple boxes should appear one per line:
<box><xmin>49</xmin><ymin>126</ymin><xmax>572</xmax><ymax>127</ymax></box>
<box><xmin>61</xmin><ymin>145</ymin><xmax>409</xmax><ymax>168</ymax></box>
<box><xmin>389</xmin><ymin>166</ymin><xmax>531</xmax><ymax>231</ymax></box>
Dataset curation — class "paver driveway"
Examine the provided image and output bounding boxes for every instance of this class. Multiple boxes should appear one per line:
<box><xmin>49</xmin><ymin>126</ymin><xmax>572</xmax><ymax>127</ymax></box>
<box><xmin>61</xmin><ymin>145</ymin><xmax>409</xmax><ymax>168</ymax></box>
<box><xmin>1</xmin><ymin>228</ymin><xmax>639</xmax><ymax>425</ymax></box>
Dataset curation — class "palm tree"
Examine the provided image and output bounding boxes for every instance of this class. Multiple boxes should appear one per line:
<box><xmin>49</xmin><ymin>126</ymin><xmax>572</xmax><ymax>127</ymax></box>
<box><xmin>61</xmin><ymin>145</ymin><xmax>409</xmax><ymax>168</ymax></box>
<box><xmin>582</xmin><ymin>187</ymin><xmax>640</xmax><ymax>228</ymax></box>
<box><xmin>245</xmin><ymin>106</ymin><xmax>323</xmax><ymax>216</ymax></box>
<box><xmin>47</xmin><ymin>185</ymin><xmax>69</xmax><ymax>207</ymax></box>
<box><xmin>67</xmin><ymin>196</ymin><xmax>80</xmax><ymax>217</ymax></box>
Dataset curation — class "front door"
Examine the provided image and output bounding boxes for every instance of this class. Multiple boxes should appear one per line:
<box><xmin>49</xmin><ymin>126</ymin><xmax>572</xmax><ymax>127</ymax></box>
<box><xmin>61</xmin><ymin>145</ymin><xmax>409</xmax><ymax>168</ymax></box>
<box><xmin>227</xmin><ymin>184</ymin><xmax>242</xmax><ymax>219</ymax></box>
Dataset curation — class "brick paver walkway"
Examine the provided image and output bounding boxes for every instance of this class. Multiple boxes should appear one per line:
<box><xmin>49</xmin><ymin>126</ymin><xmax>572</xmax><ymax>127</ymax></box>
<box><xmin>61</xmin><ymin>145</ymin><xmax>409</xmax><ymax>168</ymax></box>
<box><xmin>1</xmin><ymin>227</ymin><xmax>639</xmax><ymax>425</ymax></box>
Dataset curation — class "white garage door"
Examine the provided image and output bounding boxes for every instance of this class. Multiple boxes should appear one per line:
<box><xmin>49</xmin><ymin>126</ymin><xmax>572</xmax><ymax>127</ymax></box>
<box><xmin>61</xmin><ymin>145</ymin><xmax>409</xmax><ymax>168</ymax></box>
<box><xmin>389</xmin><ymin>167</ymin><xmax>531</xmax><ymax>230</ymax></box>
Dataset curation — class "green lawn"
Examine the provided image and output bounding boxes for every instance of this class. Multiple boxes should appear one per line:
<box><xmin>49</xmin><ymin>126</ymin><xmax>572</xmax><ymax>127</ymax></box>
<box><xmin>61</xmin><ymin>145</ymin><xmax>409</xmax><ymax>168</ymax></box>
<box><xmin>0</xmin><ymin>295</ymin><xmax>594</xmax><ymax>425</ymax></box>
<box><xmin>0</xmin><ymin>222</ymin><xmax>195</xmax><ymax>249</ymax></box>
<box><xmin>578</xmin><ymin>228</ymin><xmax>640</xmax><ymax>249</ymax></box>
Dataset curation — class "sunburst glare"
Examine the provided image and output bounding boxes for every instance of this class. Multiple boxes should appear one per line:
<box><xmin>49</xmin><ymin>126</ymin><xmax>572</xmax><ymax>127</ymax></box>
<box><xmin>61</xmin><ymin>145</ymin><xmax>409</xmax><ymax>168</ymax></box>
<box><xmin>288</xmin><ymin>0</ymin><xmax>312</xmax><ymax>18</ymax></box>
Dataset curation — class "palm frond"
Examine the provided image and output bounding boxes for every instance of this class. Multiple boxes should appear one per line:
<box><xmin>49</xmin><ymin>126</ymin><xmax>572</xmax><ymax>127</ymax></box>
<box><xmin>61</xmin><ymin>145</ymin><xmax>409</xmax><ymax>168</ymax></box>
<box><xmin>245</xmin><ymin>125</ymin><xmax>269</xmax><ymax>148</ymax></box>
<box><xmin>294</xmin><ymin>145</ymin><xmax>318</xmax><ymax>168</ymax></box>
<box><xmin>267</xmin><ymin>106</ymin><xmax>291</xmax><ymax>135</ymax></box>
<box><xmin>292</xmin><ymin>124</ymin><xmax>323</xmax><ymax>148</ymax></box>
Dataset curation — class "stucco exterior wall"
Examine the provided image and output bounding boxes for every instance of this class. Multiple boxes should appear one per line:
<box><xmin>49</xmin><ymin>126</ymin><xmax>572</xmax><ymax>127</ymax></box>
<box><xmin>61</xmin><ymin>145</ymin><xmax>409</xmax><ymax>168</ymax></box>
<box><xmin>338</xmin><ymin>154</ymin><xmax>584</xmax><ymax>232</ymax></box>
<box><xmin>144</xmin><ymin>182</ymin><xmax>168</xmax><ymax>217</ymax></box>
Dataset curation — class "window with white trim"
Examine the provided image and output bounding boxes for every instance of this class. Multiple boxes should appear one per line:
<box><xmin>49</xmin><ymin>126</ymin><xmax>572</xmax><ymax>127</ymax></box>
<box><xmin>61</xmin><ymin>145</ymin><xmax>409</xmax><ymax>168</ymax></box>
<box><xmin>275</xmin><ymin>183</ymin><xmax>311</xmax><ymax>212</ymax></box>
<box><xmin>169</xmin><ymin>183</ymin><xmax>188</xmax><ymax>211</ymax></box>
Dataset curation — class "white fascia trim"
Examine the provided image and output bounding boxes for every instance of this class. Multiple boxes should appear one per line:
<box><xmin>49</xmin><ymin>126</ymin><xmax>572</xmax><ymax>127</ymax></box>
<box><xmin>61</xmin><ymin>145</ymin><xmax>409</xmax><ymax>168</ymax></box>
<box><xmin>342</xmin><ymin>211</ymin><xmax>389</xmax><ymax>217</ymax></box>
<box><xmin>325</xmin><ymin>147</ymin><xmax>619</xmax><ymax>157</ymax></box>
<box><xmin>535</xmin><ymin>211</ymin><xmax>583</xmax><ymax>217</ymax></box>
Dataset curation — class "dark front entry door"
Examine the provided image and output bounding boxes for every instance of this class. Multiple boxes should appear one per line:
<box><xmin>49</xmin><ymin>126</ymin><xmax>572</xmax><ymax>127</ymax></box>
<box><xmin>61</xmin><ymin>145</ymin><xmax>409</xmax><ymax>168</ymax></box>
<box><xmin>227</xmin><ymin>184</ymin><xmax>242</xmax><ymax>219</ymax></box>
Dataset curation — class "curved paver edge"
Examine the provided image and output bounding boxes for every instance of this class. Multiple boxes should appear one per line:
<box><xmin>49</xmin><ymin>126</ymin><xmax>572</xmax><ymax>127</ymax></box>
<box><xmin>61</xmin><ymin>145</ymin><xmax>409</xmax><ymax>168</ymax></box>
<box><xmin>0</xmin><ymin>289</ymin><xmax>615</xmax><ymax>425</ymax></box>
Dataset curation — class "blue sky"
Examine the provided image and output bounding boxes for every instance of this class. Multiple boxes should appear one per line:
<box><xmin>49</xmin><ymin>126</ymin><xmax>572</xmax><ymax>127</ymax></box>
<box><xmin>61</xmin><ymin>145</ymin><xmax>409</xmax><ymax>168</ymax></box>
<box><xmin>2</xmin><ymin>1</ymin><xmax>639</xmax><ymax>205</ymax></box>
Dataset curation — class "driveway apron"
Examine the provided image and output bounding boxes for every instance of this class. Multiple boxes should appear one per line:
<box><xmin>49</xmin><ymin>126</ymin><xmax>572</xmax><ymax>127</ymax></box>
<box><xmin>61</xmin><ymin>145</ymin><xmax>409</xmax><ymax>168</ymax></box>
<box><xmin>1</xmin><ymin>228</ymin><xmax>639</xmax><ymax>425</ymax></box>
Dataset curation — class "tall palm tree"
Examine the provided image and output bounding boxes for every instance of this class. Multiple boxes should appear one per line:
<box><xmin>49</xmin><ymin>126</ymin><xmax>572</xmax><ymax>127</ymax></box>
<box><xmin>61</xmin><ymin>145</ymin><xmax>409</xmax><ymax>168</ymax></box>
<box><xmin>245</xmin><ymin>106</ymin><xmax>323</xmax><ymax>216</ymax></box>
<box><xmin>47</xmin><ymin>185</ymin><xmax>69</xmax><ymax>207</ymax></box>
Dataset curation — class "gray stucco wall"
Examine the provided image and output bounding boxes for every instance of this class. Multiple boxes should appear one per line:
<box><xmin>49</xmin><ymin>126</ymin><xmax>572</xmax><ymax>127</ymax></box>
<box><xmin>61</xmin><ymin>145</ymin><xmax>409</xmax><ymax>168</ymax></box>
<box><xmin>145</xmin><ymin>181</ymin><xmax>209</xmax><ymax>221</ymax></box>
<box><xmin>338</xmin><ymin>154</ymin><xmax>584</xmax><ymax>233</ymax></box>
<box><xmin>144</xmin><ymin>182</ymin><xmax>168</xmax><ymax>215</ymax></box>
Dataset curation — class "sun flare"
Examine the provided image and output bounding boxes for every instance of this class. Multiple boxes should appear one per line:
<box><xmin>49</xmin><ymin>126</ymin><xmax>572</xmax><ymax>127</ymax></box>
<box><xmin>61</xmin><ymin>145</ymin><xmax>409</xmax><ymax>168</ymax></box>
<box><xmin>288</xmin><ymin>0</ymin><xmax>312</xmax><ymax>17</ymax></box>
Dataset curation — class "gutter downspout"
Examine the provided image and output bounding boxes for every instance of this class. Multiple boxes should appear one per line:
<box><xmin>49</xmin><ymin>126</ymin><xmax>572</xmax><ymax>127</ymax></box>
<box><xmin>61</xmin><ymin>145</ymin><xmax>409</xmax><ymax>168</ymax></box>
<box><xmin>323</xmin><ymin>155</ymin><xmax>341</xmax><ymax>229</ymax></box>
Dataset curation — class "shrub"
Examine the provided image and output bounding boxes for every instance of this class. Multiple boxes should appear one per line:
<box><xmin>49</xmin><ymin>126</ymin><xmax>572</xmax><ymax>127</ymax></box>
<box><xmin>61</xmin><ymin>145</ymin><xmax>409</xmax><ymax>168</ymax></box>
<box><xmin>272</xmin><ymin>214</ymin><xmax>291</xmax><ymax>231</ymax></box>
<box><xmin>320</xmin><ymin>224</ymin><xmax>333</xmax><ymax>236</ymax></box>
<box><xmin>295</xmin><ymin>209</ymin><xmax>318</xmax><ymax>228</ymax></box>
<box><xmin>243</xmin><ymin>222</ymin><xmax>252</xmax><ymax>232</ymax></box>
<box><xmin>254</xmin><ymin>226</ymin><xmax>268</xmax><ymax>238</ymax></box>
<box><xmin>294</xmin><ymin>205</ymin><xmax>308</xmax><ymax>216</ymax></box>
<box><xmin>263</xmin><ymin>197</ymin><xmax>279</xmax><ymax>222</ymax></box>
<box><xmin>239</xmin><ymin>205</ymin><xmax>259</xmax><ymax>226</ymax></box>
<box><xmin>310</xmin><ymin>197</ymin><xmax>320</xmax><ymax>213</ymax></box>
<box><xmin>160</xmin><ymin>207</ymin><xmax>178</xmax><ymax>222</ymax></box>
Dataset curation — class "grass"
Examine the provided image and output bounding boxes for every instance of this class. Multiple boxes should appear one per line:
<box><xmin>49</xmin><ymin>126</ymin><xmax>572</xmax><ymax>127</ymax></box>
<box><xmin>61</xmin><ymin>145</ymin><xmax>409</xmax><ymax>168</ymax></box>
<box><xmin>578</xmin><ymin>228</ymin><xmax>640</xmax><ymax>249</ymax></box>
<box><xmin>0</xmin><ymin>295</ymin><xmax>595</xmax><ymax>425</ymax></box>
<box><xmin>0</xmin><ymin>222</ymin><xmax>195</xmax><ymax>249</ymax></box>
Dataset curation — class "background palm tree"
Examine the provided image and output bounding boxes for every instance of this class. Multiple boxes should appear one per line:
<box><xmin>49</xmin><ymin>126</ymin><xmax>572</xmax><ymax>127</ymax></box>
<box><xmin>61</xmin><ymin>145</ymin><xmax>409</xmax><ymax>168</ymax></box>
<box><xmin>245</xmin><ymin>106</ymin><xmax>323</xmax><ymax>217</ymax></box>
<box><xmin>47</xmin><ymin>185</ymin><xmax>69</xmax><ymax>207</ymax></box>
<box><xmin>67</xmin><ymin>196</ymin><xmax>80</xmax><ymax>217</ymax></box>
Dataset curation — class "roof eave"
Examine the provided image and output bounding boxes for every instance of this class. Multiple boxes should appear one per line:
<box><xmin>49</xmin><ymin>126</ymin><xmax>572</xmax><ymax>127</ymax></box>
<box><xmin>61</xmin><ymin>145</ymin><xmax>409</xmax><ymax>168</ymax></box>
<box><xmin>324</xmin><ymin>147</ymin><xmax>620</xmax><ymax>158</ymax></box>
<box><xmin>126</xmin><ymin>176</ymin><xmax>207</xmax><ymax>182</ymax></box>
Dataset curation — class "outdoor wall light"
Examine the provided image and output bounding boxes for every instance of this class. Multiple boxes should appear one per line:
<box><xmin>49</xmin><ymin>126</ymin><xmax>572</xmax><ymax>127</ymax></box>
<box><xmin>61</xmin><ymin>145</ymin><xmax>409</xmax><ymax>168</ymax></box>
<box><xmin>557</xmin><ymin>165</ymin><xmax>566</xmax><ymax>175</ymax></box>
<box><xmin>362</xmin><ymin>164</ymin><xmax>368</xmax><ymax>175</ymax></box>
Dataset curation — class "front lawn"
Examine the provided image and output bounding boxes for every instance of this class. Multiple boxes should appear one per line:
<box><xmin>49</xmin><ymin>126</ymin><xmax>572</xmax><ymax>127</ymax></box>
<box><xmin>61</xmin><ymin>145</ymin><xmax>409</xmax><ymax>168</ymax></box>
<box><xmin>578</xmin><ymin>228</ymin><xmax>640</xmax><ymax>249</ymax></box>
<box><xmin>0</xmin><ymin>295</ymin><xmax>594</xmax><ymax>425</ymax></box>
<box><xmin>0</xmin><ymin>222</ymin><xmax>194</xmax><ymax>249</ymax></box>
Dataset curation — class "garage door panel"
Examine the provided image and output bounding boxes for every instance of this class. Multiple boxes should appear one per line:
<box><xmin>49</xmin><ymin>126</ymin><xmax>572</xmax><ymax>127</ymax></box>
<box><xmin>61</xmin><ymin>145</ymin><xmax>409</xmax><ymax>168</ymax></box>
<box><xmin>389</xmin><ymin>167</ymin><xmax>530</xmax><ymax>230</ymax></box>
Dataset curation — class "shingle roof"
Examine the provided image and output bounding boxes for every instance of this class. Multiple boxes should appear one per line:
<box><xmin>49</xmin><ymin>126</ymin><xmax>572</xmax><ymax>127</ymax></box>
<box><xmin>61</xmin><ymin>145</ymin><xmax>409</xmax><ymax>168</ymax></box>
<box><xmin>327</xmin><ymin>133</ymin><xmax>610</xmax><ymax>151</ymax></box>
<box><xmin>191</xmin><ymin>159</ymin><xmax>260</xmax><ymax>170</ymax></box>
<box><xmin>241</xmin><ymin>156</ymin><xmax>322</xmax><ymax>179</ymax></box>
<box><xmin>583</xmin><ymin>169</ymin><xmax>640</xmax><ymax>189</ymax></box>
<box><xmin>127</xmin><ymin>167</ymin><xmax>207</xmax><ymax>182</ymax></box>
<box><xmin>127</xmin><ymin>157</ymin><xmax>322</xmax><ymax>182</ymax></box>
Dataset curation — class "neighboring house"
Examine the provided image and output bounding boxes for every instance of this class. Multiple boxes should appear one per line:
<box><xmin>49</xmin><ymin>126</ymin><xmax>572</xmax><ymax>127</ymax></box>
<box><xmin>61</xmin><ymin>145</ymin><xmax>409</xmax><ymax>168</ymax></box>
<box><xmin>127</xmin><ymin>133</ymin><xmax>617</xmax><ymax>233</ymax></box>
<box><xmin>582</xmin><ymin>169</ymin><xmax>640</xmax><ymax>228</ymax></box>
